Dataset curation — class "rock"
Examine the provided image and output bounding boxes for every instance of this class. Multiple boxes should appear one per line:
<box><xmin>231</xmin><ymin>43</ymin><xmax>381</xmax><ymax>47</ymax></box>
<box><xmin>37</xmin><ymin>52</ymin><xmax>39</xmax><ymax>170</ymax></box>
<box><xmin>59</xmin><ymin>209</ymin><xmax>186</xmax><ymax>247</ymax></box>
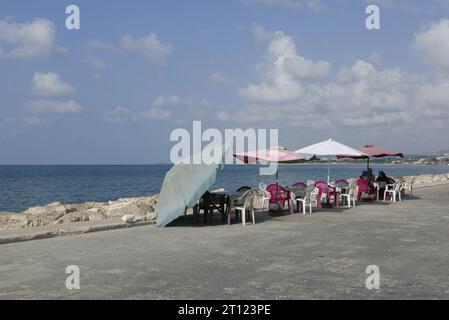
<box><xmin>88</xmin><ymin>212</ymin><xmax>107</xmax><ymax>221</ymax></box>
<box><xmin>145</xmin><ymin>211</ymin><xmax>158</xmax><ymax>220</ymax></box>
<box><xmin>60</xmin><ymin>211</ymin><xmax>90</xmax><ymax>223</ymax></box>
<box><xmin>122</xmin><ymin>214</ymin><xmax>135</xmax><ymax>223</ymax></box>
<box><xmin>105</xmin><ymin>199</ymin><xmax>155</xmax><ymax>219</ymax></box>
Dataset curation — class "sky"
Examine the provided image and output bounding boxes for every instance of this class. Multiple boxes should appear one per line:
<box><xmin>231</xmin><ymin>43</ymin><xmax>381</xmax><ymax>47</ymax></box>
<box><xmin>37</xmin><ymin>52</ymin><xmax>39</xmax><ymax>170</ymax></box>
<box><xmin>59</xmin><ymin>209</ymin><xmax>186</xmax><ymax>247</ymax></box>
<box><xmin>1</xmin><ymin>0</ymin><xmax>449</xmax><ymax>164</ymax></box>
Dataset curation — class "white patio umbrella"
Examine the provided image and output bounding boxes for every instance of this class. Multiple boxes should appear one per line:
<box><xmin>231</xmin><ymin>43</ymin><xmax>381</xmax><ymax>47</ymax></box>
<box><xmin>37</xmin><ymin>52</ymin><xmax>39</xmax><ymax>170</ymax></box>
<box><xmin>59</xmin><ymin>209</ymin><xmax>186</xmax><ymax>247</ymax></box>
<box><xmin>295</xmin><ymin>139</ymin><xmax>367</xmax><ymax>185</ymax></box>
<box><xmin>155</xmin><ymin>144</ymin><xmax>231</xmax><ymax>227</ymax></box>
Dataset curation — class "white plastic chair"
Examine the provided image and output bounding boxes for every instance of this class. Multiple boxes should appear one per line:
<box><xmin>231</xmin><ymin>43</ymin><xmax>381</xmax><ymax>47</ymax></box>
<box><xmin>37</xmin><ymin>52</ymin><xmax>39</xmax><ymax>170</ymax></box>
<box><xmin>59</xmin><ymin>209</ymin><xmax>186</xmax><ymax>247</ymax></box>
<box><xmin>340</xmin><ymin>181</ymin><xmax>357</xmax><ymax>208</ymax></box>
<box><xmin>384</xmin><ymin>181</ymin><xmax>402</xmax><ymax>202</ymax></box>
<box><xmin>296</xmin><ymin>185</ymin><xmax>317</xmax><ymax>214</ymax></box>
<box><xmin>401</xmin><ymin>177</ymin><xmax>415</xmax><ymax>199</ymax></box>
<box><xmin>290</xmin><ymin>187</ymin><xmax>306</xmax><ymax>212</ymax></box>
<box><xmin>234</xmin><ymin>189</ymin><xmax>258</xmax><ymax>226</ymax></box>
<box><xmin>258</xmin><ymin>183</ymin><xmax>270</xmax><ymax>211</ymax></box>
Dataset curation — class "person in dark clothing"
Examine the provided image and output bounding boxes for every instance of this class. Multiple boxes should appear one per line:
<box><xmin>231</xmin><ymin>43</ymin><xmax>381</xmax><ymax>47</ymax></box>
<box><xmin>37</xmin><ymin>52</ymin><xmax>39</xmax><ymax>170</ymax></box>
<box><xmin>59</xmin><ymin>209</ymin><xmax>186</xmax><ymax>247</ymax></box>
<box><xmin>376</xmin><ymin>171</ymin><xmax>389</xmax><ymax>183</ymax></box>
<box><xmin>376</xmin><ymin>171</ymin><xmax>390</xmax><ymax>200</ymax></box>
<box><xmin>360</xmin><ymin>170</ymin><xmax>368</xmax><ymax>179</ymax></box>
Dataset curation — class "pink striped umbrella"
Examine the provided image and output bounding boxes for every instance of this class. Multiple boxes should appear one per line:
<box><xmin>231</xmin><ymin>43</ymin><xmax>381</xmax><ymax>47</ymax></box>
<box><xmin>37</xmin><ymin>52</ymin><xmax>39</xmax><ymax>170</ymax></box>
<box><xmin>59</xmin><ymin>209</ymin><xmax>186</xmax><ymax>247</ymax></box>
<box><xmin>338</xmin><ymin>144</ymin><xmax>403</xmax><ymax>169</ymax></box>
<box><xmin>234</xmin><ymin>147</ymin><xmax>305</xmax><ymax>183</ymax></box>
<box><xmin>359</xmin><ymin>144</ymin><xmax>404</xmax><ymax>158</ymax></box>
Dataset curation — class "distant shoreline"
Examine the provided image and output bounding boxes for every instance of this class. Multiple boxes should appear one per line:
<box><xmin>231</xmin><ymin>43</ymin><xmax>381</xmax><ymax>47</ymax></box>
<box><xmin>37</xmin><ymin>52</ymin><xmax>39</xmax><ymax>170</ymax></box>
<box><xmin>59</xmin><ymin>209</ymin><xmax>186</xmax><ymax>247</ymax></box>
<box><xmin>0</xmin><ymin>162</ymin><xmax>448</xmax><ymax>167</ymax></box>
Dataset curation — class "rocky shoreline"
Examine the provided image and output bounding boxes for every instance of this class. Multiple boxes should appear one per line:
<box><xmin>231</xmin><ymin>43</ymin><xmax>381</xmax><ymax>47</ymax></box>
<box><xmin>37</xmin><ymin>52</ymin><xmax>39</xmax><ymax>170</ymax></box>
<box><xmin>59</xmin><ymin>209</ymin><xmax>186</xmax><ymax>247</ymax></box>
<box><xmin>0</xmin><ymin>195</ymin><xmax>158</xmax><ymax>232</ymax></box>
<box><xmin>1</xmin><ymin>172</ymin><xmax>449</xmax><ymax>232</ymax></box>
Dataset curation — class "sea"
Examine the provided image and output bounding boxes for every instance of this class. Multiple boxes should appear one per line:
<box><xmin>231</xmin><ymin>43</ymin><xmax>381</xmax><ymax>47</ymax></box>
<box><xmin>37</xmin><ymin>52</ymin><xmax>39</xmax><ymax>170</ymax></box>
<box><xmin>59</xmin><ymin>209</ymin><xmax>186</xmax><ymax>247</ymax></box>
<box><xmin>1</xmin><ymin>164</ymin><xmax>448</xmax><ymax>212</ymax></box>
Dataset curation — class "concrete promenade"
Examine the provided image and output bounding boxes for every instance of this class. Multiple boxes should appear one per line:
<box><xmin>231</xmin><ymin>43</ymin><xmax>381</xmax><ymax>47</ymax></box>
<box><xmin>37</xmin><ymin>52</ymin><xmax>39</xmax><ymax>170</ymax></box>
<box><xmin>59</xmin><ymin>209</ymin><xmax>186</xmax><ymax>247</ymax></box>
<box><xmin>1</xmin><ymin>184</ymin><xmax>449</xmax><ymax>299</ymax></box>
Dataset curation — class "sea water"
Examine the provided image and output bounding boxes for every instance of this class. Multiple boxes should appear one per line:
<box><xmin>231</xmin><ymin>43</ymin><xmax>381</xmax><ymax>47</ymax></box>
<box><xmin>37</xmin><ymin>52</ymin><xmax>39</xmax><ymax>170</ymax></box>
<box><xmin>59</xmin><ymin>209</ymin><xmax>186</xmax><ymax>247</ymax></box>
<box><xmin>1</xmin><ymin>164</ymin><xmax>448</xmax><ymax>212</ymax></box>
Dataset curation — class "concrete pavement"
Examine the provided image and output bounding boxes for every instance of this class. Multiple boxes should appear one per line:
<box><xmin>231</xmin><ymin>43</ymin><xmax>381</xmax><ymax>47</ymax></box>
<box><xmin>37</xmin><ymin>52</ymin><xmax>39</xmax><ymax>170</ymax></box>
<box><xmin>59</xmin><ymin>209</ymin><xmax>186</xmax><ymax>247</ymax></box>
<box><xmin>1</xmin><ymin>184</ymin><xmax>449</xmax><ymax>299</ymax></box>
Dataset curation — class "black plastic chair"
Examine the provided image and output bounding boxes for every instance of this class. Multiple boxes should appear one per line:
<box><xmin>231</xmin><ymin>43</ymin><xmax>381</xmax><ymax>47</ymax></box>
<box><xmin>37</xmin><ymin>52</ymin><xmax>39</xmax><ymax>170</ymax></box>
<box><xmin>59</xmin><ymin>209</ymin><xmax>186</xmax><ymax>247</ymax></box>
<box><xmin>236</xmin><ymin>186</ymin><xmax>252</xmax><ymax>193</ymax></box>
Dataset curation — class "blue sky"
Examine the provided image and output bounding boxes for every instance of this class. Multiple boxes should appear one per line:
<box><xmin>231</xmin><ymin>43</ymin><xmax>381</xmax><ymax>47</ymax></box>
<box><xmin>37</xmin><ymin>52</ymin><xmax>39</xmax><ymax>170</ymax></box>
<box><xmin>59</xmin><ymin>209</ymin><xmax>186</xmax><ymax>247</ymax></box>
<box><xmin>1</xmin><ymin>0</ymin><xmax>449</xmax><ymax>164</ymax></box>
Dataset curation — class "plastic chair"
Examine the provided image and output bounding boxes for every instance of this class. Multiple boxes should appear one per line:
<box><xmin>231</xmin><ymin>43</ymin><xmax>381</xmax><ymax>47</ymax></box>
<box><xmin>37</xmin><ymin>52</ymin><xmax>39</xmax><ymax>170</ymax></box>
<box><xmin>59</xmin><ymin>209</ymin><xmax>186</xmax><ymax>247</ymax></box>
<box><xmin>258</xmin><ymin>183</ymin><xmax>270</xmax><ymax>211</ymax></box>
<box><xmin>384</xmin><ymin>181</ymin><xmax>402</xmax><ymax>202</ymax></box>
<box><xmin>233</xmin><ymin>189</ymin><xmax>258</xmax><ymax>226</ymax></box>
<box><xmin>357</xmin><ymin>178</ymin><xmax>374</xmax><ymax>201</ymax></box>
<box><xmin>340</xmin><ymin>181</ymin><xmax>357</xmax><ymax>208</ymax></box>
<box><xmin>334</xmin><ymin>179</ymin><xmax>349</xmax><ymax>189</ymax></box>
<box><xmin>296</xmin><ymin>185</ymin><xmax>317</xmax><ymax>214</ymax></box>
<box><xmin>290</xmin><ymin>182</ymin><xmax>307</xmax><ymax>211</ymax></box>
<box><xmin>236</xmin><ymin>186</ymin><xmax>252</xmax><ymax>193</ymax></box>
<box><xmin>315</xmin><ymin>181</ymin><xmax>338</xmax><ymax>207</ymax></box>
<box><xmin>266</xmin><ymin>184</ymin><xmax>291</xmax><ymax>213</ymax></box>
<box><xmin>401</xmin><ymin>177</ymin><xmax>415</xmax><ymax>199</ymax></box>
<box><xmin>292</xmin><ymin>182</ymin><xmax>307</xmax><ymax>189</ymax></box>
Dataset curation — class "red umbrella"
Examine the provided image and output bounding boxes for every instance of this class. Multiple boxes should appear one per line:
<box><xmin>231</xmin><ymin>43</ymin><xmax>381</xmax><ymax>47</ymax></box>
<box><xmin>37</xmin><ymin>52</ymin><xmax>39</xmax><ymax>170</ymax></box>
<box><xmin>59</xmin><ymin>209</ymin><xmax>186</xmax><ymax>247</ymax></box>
<box><xmin>338</xmin><ymin>144</ymin><xmax>403</xmax><ymax>170</ymax></box>
<box><xmin>359</xmin><ymin>144</ymin><xmax>404</xmax><ymax>158</ymax></box>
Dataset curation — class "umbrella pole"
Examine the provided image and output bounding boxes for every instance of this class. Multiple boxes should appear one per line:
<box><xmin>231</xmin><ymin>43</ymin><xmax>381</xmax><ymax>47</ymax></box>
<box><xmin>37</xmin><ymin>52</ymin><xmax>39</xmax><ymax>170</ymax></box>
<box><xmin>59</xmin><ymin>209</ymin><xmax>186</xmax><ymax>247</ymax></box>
<box><xmin>367</xmin><ymin>157</ymin><xmax>370</xmax><ymax>171</ymax></box>
<box><xmin>327</xmin><ymin>159</ymin><xmax>331</xmax><ymax>206</ymax></box>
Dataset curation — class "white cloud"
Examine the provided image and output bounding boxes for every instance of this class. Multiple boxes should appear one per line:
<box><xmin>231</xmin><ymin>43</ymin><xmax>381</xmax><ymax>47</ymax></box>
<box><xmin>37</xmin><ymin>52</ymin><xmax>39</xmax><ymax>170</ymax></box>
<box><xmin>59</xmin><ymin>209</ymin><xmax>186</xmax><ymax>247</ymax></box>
<box><xmin>251</xmin><ymin>23</ymin><xmax>274</xmax><ymax>41</ymax></box>
<box><xmin>23</xmin><ymin>116</ymin><xmax>41</xmax><ymax>126</ymax></box>
<box><xmin>82</xmin><ymin>56</ymin><xmax>108</xmax><ymax>70</ymax></box>
<box><xmin>120</xmin><ymin>33</ymin><xmax>174</xmax><ymax>64</ymax></box>
<box><xmin>104</xmin><ymin>106</ymin><xmax>131</xmax><ymax>123</ymax></box>
<box><xmin>0</xmin><ymin>17</ymin><xmax>58</xmax><ymax>59</ymax></box>
<box><xmin>242</xmin><ymin>0</ymin><xmax>325</xmax><ymax>10</ymax></box>
<box><xmin>369</xmin><ymin>52</ymin><xmax>382</xmax><ymax>65</ymax></box>
<box><xmin>413</xmin><ymin>19</ymin><xmax>449</xmax><ymax>68</ymax></box>
<box><xmin>215</xmin><ymin>110</ymin><xmax>230</xmax><ymax>122</ymax></box>
<box><xmin>240</xmin><ymin>31</ymin><xmax>330</xmax><ymax>104</ymax></box>
<box><xmin>140</xmin><ymin>107</ymin><xmax>172</xmax><ymax>120</ymax></box>
<box><xmin>233</xmin><ymin>28</ymin><xmax>449</xmax><ymax>133</ymax></box>
<box><xmin>32</xmin><ymin>72</ymin><xmax>75</xmax><ymax>96</ymax></box>
<box><xmin>26</xmin><ymin>99</ymin><xmax>82</xmax><ymax>113</ymax></box>
<box><xmin>138</xmin><ymin>95</ymin><xmax>210</xmax><ymax>121</ymax></box>
<box><xmin>208</xmin><ymin>72</ymin><xmax>230</xmax><ymax>85</ymax></box>
<box><xmin>87</xmin><ymin>33</ymin><xmax>173</xmax><ymax>65</ymax></box>
<box><xmin>87</xmin><ymin>39</ymin><xmax>119</xmax><ymax>53</ymax></box>
<box><xmin>152</xmin><ymin>95</ymin><xmax>180</xmax><ymax>108</ymax></box>
<box><xmin>138</xmin><ymin>95</ymin><xmax>179</xmax><ymax>120</ymax></box>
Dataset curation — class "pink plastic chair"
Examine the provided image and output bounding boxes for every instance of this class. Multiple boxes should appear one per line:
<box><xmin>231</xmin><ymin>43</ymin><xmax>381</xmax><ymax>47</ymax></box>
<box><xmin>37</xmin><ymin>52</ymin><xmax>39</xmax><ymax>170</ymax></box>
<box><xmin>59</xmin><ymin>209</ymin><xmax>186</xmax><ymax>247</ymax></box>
<box><xmin>266</xmin><ymin>184</ymin><xmax>291</xmax><ymax>213</ymax></box>
<box><xmin>292</xmin><ymin>182</ymin><xmax>307</xmax><ymax>189</ymax></box>
<box><xmin>334</xmin><ymin>179</ymin><xmax>349</xmax><ymax>189</ymax></box>
<box><xmin>315</xmin><ymin>181</ymin><xmax>338</xmax><ymax>207</ymax></box>
<box><xmin>357</xmin><ymin>178</ymin><xmax>375</xmax><ymax>201</ymax></box>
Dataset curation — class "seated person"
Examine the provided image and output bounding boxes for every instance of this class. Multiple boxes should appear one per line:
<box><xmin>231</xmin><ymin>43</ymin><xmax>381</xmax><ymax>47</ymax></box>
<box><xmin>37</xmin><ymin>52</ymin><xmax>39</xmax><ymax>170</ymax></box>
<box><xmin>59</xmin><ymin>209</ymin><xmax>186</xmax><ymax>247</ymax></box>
<box><xmin>360</xmin><ymin>170</ymin><xmax>368</xmax><ymax>179</ymax></box>
<box><xmin>376</xmin><ymin>171</ymin><xmax>390</xmax><ymax>200</ymax></box>
<box><xmin>376</xmin><ymin>171</ymin><xmax>390</xmax><ymax>183</ymax></box>
<box><xmin>367</xmin><ymin>168</ymin><xmax>376</xmax><ymax>182</ymax></box>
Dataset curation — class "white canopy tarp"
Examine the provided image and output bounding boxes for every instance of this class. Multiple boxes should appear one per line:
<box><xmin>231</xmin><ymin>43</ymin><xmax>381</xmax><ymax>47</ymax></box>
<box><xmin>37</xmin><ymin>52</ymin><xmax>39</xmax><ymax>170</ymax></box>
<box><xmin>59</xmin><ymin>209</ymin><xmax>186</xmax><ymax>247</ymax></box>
<box><xmin>295</xmin><ymin>139</ymin><xmax>366</xmax><ymax>158</ymax></box>
<box><xmin>295</xmin><ymin>139</ymin><xmax>367</xmax><ymax>184</ymax></box>
<box><xmin>155</xmin><ymin>144</ymin><xmax>231</xmax><ymax>227</ymax></box>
